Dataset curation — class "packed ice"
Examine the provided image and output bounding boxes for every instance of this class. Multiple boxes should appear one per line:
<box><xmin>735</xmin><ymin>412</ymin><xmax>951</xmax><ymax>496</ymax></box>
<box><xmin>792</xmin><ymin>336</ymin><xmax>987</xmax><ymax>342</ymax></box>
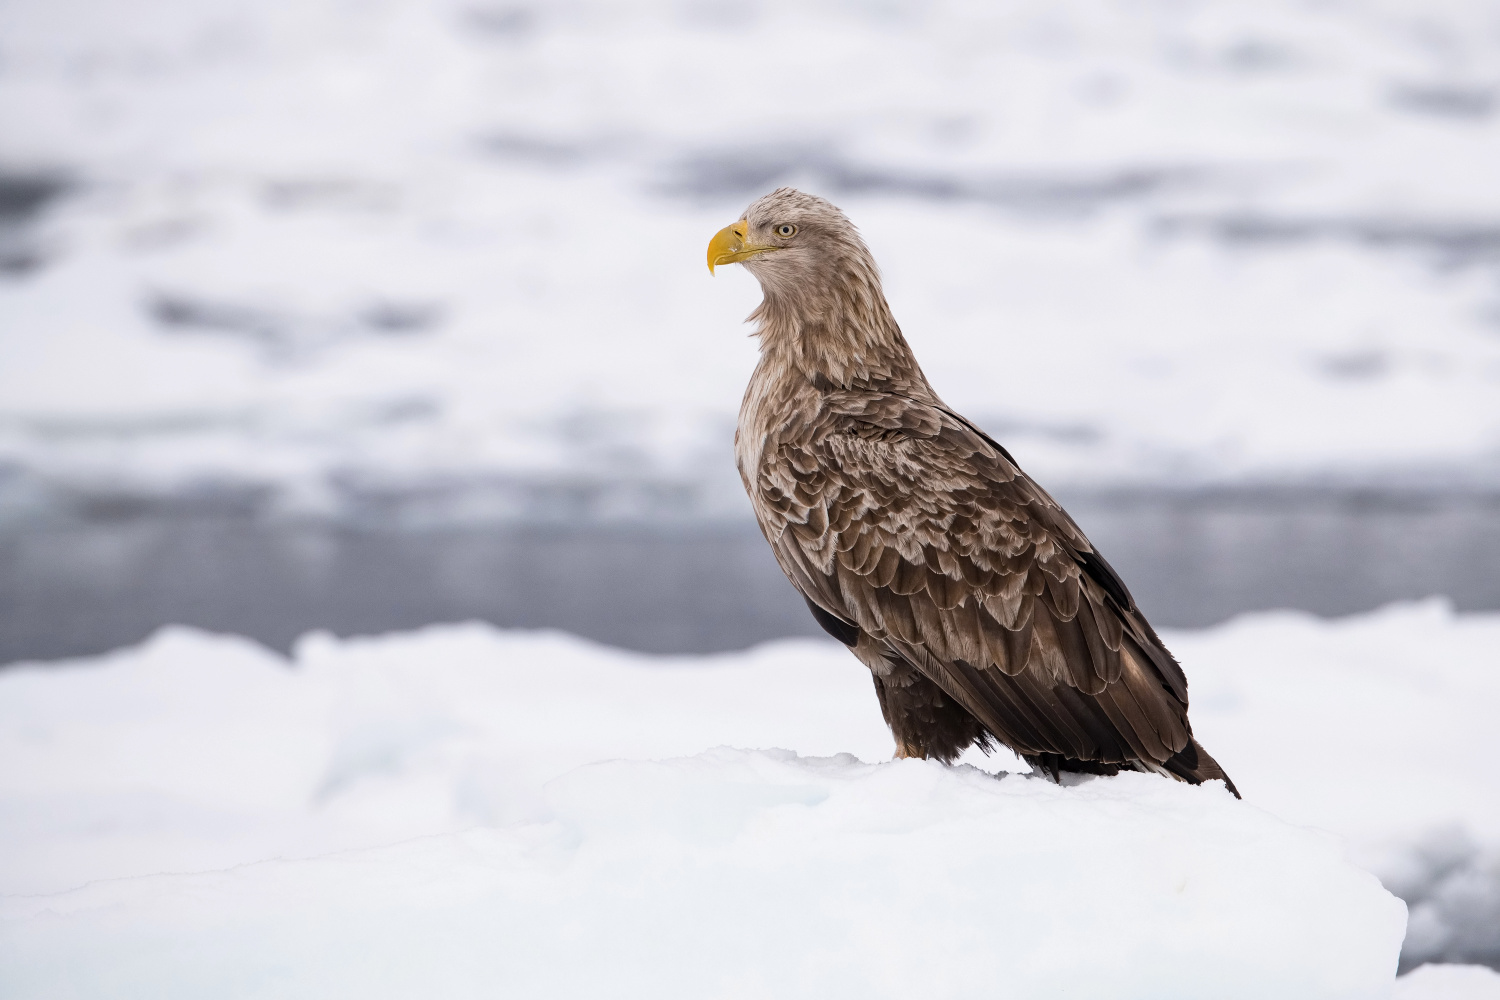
<box><xmin>2</xmin><ymin>0</ymin><xmax>1500</xmax><ymax>522</ymax></box>
<box><xmin>1394</xmin><ymin>964</ymin><xmax>1500</xmax><ymax>1000</ymax></box>
<box><xmin>3</xmin><ymin>601</ymin><xmax>1499</xmax><ymax>994</ymax></box>
<box><xmin>0</xmin><ymin>750</ymin><xmax>1405</xmax><ymax>1000</ymax></box>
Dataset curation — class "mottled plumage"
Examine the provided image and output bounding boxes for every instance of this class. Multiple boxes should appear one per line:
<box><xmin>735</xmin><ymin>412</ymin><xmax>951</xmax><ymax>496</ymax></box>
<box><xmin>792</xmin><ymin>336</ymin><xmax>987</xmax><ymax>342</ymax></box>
<box><xmin>710</xmin><ymin>188</ymin><xmax>1237</xmax><ymax>795</ymax></box>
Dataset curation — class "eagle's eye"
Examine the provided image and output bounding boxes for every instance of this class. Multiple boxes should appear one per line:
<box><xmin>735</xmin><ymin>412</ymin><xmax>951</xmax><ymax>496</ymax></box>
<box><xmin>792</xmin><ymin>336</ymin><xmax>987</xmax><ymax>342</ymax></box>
<box><xmin>775</xmin><ymin>224</ymin><xmax>797</xmax><ymax>238</ymax></box>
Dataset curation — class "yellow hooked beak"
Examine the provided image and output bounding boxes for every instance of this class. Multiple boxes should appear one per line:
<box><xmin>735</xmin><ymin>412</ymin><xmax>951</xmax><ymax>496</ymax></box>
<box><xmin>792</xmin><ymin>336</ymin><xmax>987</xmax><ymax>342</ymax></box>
<box><xmin>707</xmin><ymin>219</ymin><xmax>777</xmax><ymax>274</ymax></box>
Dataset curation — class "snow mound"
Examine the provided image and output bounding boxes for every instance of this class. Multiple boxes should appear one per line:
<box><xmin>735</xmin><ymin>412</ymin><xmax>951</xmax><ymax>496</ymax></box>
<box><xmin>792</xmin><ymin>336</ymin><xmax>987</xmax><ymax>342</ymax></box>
<box><xmin>7</xmin><ymin>601</ymin><xmax>1500</xmax><ymax>985</ymax></box>
<box><xmin>0</xmin><ymin>748</ymin><xmax>1403</xmax><ymax>1000</ymax></box>
<box><xmin>1395</xmin><ymin>964</ymin><xmax>1500</xmax><ymax>1000</ymax></box>
<box><xmin>0</xmin><ymin>626</ymin><xmax>916</xmax><ymax>896</ymax></box>
<box><xmin>6</xmin><ymin>600</ymin><xmax>1497</xmax><ymax>903</ymax></box>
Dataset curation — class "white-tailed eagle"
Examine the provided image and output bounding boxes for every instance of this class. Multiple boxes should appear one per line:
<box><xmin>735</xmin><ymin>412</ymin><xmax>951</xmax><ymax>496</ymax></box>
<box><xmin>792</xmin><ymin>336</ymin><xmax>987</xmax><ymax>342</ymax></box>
<box><xmin>709</xmin><ymin>187</ymin><xmax>1237</xmax><ymax>795</ymax></box>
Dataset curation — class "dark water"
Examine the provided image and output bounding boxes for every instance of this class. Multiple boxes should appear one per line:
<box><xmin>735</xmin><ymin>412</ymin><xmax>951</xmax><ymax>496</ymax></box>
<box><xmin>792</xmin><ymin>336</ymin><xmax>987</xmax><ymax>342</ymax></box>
<box><xmin>3</xmin><ymin>486</ymin><xmax>1498</xmax><ymax>664</ymax></box>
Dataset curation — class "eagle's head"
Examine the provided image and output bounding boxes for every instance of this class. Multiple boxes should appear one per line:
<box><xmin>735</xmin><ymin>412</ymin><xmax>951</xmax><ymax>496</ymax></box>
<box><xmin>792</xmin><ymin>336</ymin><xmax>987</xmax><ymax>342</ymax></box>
<box><xmin>706</xmin><ymin>187</ymin><xmax>875</xmax><ymax>297</ymax></box>
<box><xmin>707</xmin><ymin>187</ymin><xmax>912</xmax><ymax>383</ymax></box>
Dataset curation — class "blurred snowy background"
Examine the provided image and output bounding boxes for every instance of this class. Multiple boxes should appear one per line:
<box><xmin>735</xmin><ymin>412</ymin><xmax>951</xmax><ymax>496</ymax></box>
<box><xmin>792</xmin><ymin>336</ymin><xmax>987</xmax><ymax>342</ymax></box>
<box><xmin>3</xmin><ymin>0</ymin><xmax>1500</xmax><ymax>658</ymax></box>
<box><xmin>3</xmin><ymin>0</ymin><xmax>1500</xmax><ymax>991</ymax></box>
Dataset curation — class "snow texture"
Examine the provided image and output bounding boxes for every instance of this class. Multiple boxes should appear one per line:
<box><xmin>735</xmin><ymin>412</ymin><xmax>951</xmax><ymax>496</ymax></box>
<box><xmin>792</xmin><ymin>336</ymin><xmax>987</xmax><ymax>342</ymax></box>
<box><xmin>1396</xmin><ymin>965</ymin><xmax>1500</xmax><ymax>1000</ymax></box>
<box><xmin>1</xmin><ymin>751</ymin><xmax>1402</xmax><ymax>1000</ymax></box>
<box><xmin>3</xmin><ymin>600</ymin><xmax>1499</xmax><ymax>994</ymax></box>
<box><xmin>3</xmin><ymin>0</ymin><xmax>1500</xmax><ymax>523</ymax></box>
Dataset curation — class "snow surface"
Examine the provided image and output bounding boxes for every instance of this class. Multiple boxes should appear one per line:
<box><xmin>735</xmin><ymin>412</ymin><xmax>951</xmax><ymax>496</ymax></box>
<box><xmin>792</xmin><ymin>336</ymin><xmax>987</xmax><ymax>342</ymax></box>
<box><xmin>3</xmin><ymin>0</ymin><xmax>1500</xmax><ymax>522</ymax></box>
<box><xmin>1396</xmin><ymin>965</ymin><xmax>1500</xmax><ymax>1000</ymax></box>
<box><xmin>2</xmin><ymin>599</ymin><xmax>1499</xmax><ymax>993</ymax></box>
<box><xmin>1</xmin><ymin>751</ymin><xmax>1403</xmax><ymax>1000</ymax></box>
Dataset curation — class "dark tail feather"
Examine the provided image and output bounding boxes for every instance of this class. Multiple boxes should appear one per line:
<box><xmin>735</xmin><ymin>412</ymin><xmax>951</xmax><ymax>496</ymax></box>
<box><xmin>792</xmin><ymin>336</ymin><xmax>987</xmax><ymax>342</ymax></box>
<box><xmin>1162</xmin><ymin>738</ymin><xmax>1240</xmax><ymax>798</ymax></box>
<box><xmin>1022</xmin><ymin>752</ymin><xmax>1123</xmax><ymax>782</ymax></box>
<box><xmin>1023</xmin><ymin>742</ymin><xmax>1240</xmax><ymax>799</ymax></box>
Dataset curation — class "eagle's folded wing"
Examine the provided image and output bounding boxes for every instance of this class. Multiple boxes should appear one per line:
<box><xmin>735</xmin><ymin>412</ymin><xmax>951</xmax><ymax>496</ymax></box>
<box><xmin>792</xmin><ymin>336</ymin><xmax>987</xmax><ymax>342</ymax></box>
<box><xmin>753</xmin><ymin>389</ymin><xmax>1193</xmax><ymax>768</ymax></box>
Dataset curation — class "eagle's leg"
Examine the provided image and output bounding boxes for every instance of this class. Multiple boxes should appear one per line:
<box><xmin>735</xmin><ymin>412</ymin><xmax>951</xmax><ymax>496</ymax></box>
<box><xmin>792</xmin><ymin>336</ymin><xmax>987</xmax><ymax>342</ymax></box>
<box><xmin>892</xmin><ymin>738</ymin><xmax>926</xmax><ymax>760</ymax></box>
<box><xmin>804</xmin><ymin>601</ymin><xmax>992</xmax><ymax>764</ymax></box>
<box><xmin>866</xmin><ymin>653</ymin><xmax>990</xmax><ymax>764</ymax></box>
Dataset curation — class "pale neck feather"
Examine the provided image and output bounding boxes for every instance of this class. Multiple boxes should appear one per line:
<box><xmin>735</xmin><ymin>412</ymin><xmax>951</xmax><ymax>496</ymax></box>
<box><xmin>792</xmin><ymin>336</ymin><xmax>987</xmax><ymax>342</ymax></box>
<box><xmin>747</xmin><ymin>255</ymin><xmax>933</xmax><ymax>396</ymax></box>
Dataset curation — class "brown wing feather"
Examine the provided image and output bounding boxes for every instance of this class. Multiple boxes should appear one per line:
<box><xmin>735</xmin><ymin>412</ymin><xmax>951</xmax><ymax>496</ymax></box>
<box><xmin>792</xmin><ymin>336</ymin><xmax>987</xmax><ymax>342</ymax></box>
<box><xmin>755</xmin><ymin>389</ymin><xmax>1193</xmax><ymax>772</ymax></box>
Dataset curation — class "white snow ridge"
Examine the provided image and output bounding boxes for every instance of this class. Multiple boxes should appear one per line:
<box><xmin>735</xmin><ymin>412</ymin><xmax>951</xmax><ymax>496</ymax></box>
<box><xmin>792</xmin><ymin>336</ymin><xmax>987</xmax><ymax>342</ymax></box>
<box><xmin>7</xmin><ymin>603</ymin><xmax>1500</xmax><ymax>996</ymax></box>
<box><xmin>11</xmin><ymin>603</ymin><xmax>1500</xmax><ymax>996</ymax></box>
<box><xmin>2</xmin><ymin>749</ymin><xmax>1402</xmax><ymax>1000</ymax></box>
